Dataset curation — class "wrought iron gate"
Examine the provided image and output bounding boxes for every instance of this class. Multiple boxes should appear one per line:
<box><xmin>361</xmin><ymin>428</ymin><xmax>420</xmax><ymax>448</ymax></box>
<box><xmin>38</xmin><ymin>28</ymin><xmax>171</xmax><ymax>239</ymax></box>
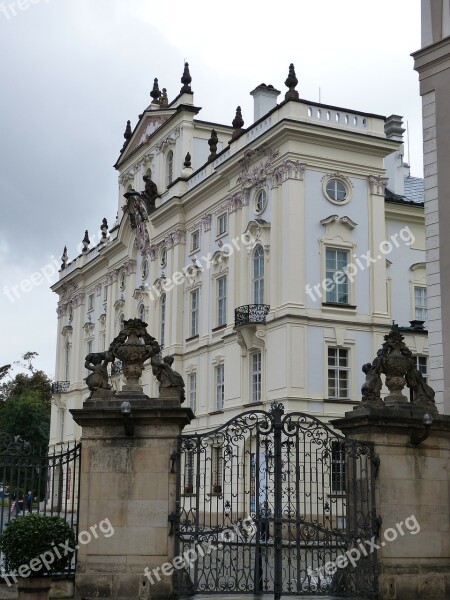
<box><xmin>173</xmin><ymin>403</ymin><xmax>379</xmax><ymax>598</ymax></box>
<box><xmin>0</xmin><ymin>434</ymin><xmax>81</xmax><ymax>577</ymax></box>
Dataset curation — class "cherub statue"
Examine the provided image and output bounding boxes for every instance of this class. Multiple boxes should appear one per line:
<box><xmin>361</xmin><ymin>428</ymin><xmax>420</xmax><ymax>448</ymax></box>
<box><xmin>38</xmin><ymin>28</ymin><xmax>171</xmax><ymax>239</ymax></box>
<box><xmin>151</xmin><ymin>354</ymin><xmax>186</xmax><ymax>403</ymax></box>
<box><xmin>84</xmin><ymin>351</ymin><xmax>113</xmax><ymax>397</ymax></box>
<box><xmin>405</xmin><ymin>365</ymin><xmax>436</xmax><ymax>411</ymax></box>
<box><xmin>361</xmin><ymin>351</ymin><xmax>383</xmax><ymax>405</ymax></box>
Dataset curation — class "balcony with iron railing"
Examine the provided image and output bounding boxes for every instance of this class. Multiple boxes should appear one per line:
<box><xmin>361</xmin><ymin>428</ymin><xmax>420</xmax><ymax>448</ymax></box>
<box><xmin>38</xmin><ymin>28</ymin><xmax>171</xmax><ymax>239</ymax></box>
<box><xmin>235</xmin><ymin>304</ymin><xmax>270</xmax><ymax>327</ymax></box>
<box><xmin>51</xmin><ymin>381</ymin><xmax>70</xmax><ymax>394</ymax></box>
<box><xmin>111</xmin><ymin>360</ymin><xmax>123</xmax><ymax>376</ymax></box>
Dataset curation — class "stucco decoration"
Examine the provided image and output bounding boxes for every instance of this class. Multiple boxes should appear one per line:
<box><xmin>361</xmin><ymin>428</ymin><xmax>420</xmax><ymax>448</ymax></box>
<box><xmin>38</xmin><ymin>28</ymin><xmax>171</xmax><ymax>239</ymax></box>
<box><xmin>368</xmin><ymin>175</ymin><xmax>389</xmax><ymax>195</ymax></box>
<box><xmin>271</xmin><ymin>159</ymin><xmax>306</xmax><ymax>188</ymax></box>
<box><xmin>148</xmin><ymin>228</ymin><xmax>186</xmax><ymax>261</ymax></box>
<box><xmin>154</xmin><ymin>126</ymin><xmax>181</xmax><ymax>154</ymax></box>
<box><xmin>237</xmin><ymin>144</ymin><xmax>279</xmax><ymax>189</ymax></box>
<box><xmin>320</xmin><ymin>215</ymin><xmax>357</xmax><ymax>231</ymax></box>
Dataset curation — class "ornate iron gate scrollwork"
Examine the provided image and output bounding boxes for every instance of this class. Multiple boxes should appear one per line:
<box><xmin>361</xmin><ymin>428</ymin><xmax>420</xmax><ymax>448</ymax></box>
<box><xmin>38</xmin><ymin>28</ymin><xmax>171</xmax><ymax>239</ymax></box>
<box><xmin>173</xmin><ymin>403</ymin><xmax>378</xmax><ymax>598</ymax></box>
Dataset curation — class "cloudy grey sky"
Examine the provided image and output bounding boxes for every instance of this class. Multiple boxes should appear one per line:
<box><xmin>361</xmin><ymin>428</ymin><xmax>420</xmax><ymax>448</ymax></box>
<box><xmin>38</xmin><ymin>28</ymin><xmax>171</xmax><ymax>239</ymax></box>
<box><xmin>0</xmin><ymin>0</ymin><xmax>422</xmax><ymax>378</ymax></box>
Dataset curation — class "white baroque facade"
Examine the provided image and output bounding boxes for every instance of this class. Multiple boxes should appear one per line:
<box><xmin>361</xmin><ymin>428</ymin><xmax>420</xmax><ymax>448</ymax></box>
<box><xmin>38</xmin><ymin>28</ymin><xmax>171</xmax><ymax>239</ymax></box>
<box><xmin>50</xmin><ymin>64</ymin><xmax>429</xmax><ymax>449</ymax></box>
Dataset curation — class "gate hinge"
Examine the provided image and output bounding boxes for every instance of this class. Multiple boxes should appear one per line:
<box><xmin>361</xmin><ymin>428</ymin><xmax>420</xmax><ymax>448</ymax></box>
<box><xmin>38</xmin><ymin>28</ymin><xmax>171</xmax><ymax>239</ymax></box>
<box><xmin>168</xmin><ymin>511</ymin><xmax>176</xmax><ymax>536</ymax></box>
<box><xmin>372</xmin><ymin>515</ymin><xmax>382</xmax><ymax>537</ymax></box>
<box><xmin>372</xmin><ymin>455</ymin><xmax>380</xmax><ymax>478</ymax></box>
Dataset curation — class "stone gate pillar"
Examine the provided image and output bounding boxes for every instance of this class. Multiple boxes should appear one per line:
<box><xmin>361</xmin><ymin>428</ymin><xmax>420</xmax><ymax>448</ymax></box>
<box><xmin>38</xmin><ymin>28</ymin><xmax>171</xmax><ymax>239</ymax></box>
<box><xmin>70</xmin><ymin>319</ymin><xmax>193</xmax><ymax>600</ymax></box>
<box><xmin>332</xmin><ymin>406</ymin><xmax>450</xmax><ymax>600</ymax></box>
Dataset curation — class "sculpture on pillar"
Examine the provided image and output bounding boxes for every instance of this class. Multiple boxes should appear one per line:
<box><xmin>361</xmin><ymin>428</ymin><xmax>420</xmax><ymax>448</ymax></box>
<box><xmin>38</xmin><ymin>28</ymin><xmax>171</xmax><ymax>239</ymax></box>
<box><xmin>151</xmin><ymin>354</ymin><xmax>186</xmax><ymax>403</ymax></box>
<box><xmin>358</xmin><ymin>324</ymin><xmax>438</xmax><ymax>413</ymax></box>
<box><xmin>141</xmin><ymin>175</ymin><xmax>159</xmax><ymax>213</ymax></box>
<box><xmin>109</xmin><ymin>319</ymin><xmax>160</xmax><ymax>393</ymax></box>
<box><xmin>84</xmin><ymin>352</ymin><xmax>114</xmax><ymax>397</ymax></box>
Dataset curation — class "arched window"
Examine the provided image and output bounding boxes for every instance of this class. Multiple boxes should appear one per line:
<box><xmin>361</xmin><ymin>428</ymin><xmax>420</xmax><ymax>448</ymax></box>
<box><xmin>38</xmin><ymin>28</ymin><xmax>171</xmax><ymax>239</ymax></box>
<box><xmin>160</xmin><ymin>293</ymin><xmax>166</xmax><ymax>347</ymax></box>
<box><xmin>166</xmin><ymin>151</ymin><xmax>173</xmax><ymax>187</ymax></box>
<box><xmin>253</xmin><ymin>245</ymin><xmax>264</xmax><ymax>304</ymax></box>
<box><xmin>138</xmin><ymin>303</ymin><xmax>145</xmax><ymax>322</ymax></box>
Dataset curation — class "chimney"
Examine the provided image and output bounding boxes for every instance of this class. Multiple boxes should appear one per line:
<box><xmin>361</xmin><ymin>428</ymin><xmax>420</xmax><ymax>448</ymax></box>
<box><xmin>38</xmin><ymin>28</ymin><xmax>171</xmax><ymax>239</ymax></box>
<box><xmin>250</xmin><ymin>84</ymin><xmax>280</xmax><ymax>122</ymax></box>
<box><xmin>384</xmin><ymin>114</ymin><xmax>405</xmax><ymax>141</ymax></box>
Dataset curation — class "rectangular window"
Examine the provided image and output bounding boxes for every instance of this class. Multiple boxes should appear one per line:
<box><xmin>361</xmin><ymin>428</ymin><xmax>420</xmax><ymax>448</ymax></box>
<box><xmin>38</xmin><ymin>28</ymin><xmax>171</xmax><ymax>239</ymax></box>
<box><xmin>59</xmin><ymin>408</ymin><xmax>65</xmax><ymax>442</ymax></box>
<box><xmin>87</xmin><ymin>340</ymin><xmax>93</xmax><ymax>355</ymax></box>
<box><xmin>190</xmin><ymin>289</ymin><xmax>199</xmax><ymax>337</ymax></box>
<box><xmin>414</xmin><ymin>287</ymin><xmax>428</xmax><ymax>322</ymax></box>
<box><xmin>212</xmin><ymin>447</ymin><xmax>223</xmax><ymax>493</ymax></box>
<box><xmin>325</xmin><ymin>248</ymin><xmax>349</xmax><ymax>304</ymax></box>
<box><xmin>217</xmin><ymin>276</ymin><xmax>227</xmax><ymax>326</ymax></box>
<box><xmin>188</xmin><ymin>373</ymin><xmax>197</xmax><ymax>413</ymax></box>
<box><xmin>331</xmin><ymin>441</ymin><xmax>346</xmax><ymax>493</ymax></box>
<box><xmin>328</xmin><ymin>347</ymin><xmax>349</xmax><ymax>399</ymax></box>
<box><xmin>415</xmin><ymin>356</ymin><xmax>428</xmax><ymax>384</ymax></box>
<box><xmin>191</xmin><ymin>230</ymin><xmax>200</xmax><ymax>252</ymax></box>
<box><xmin>216</xmin><ymin>364</ymin><xmax>224</xmax><ymax>410</ymax></box>
<box><xmin>186</xmin><ymin>451</ymin><xmax>194</xmax><ymax>489</ymax></box>
<box><xmin>251</xmin><ymin>352</ymin><xmax>262</xmax><ymax>403</ymax></box>
<box><xmin>103</xmin><ymin>285</ymin><xmax>108</xmax><ymax>302</ymax></box>
<box><xmin>88</xmin><ymin>293</ymin><xmax>94</xmax><ymax>311</ymax></box>
<box><xmin>217</xmin><ymin>213</ymin><xmax>228</xmax><ymax>236</ymax></box>
<box><xmin>101</xmin><ymin>333</ymin><xmax>106</xmax><ymax>352</ymax></box>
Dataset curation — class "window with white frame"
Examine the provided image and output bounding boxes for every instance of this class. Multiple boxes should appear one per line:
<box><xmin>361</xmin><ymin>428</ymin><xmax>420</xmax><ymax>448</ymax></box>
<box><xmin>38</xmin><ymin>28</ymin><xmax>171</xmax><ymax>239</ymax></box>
<box><xmin>59</xmin><ymin>408</ymin><xmax>65</xmax><ymax>442</ymax></box>
<box><xmin>253</xmin><ymin>245</ymin><xmax>264</xmax><ymax>304</ymax></box>
<box><xmin>103</xmin><ymin>285</ymin><xmax>108</xmax><ymax>302</ymax></box>
<box><xmin>255</xmin><ymin>189</ymin><xmax>267</xmax><ymax>214</ymax></box>
<box><xmin>415</xmin><ymin>356</ymin><xmax>428</xmax><ymax>383</ymax></box>
<box><xmin>211</xmin><ymin>446</ymin><xmax>223</xmax><ymax>493</ymax></box>
<box><xmin>87</xmin><ymin>340</ymin><xmax>93</xmax><ymax>355</ymax></box>
<box><xmin>188</xmin><ymin>373</ymin><xmax>197</xmax><ymax>413</ymax></box>
<box><xmin>119</xmin><ymin>313</ymin><xmax>125</xmax><ymax>331</ymax></box>
<box><xmin>191</xmin><ymin>230</ymin><xmax>200</xmax><ymax>252</ymax></box>
<box><xmin>215</xmin><ymin>364</ymin><xmax>224</xmax><ymax>410</ymax></box>
<box><xmin>250</xmin><ymin>351</ymin><xmax>262</xmax><ymax>403</ymax></box>
<box><xmin>325</xmin><ymin>248</ymin><xmax>349</xmax><ymax>304</ymax></box>
<box><xmin>160</xmin><ymin>247</ymin><xmax>167</xmax><ymax>268</ymax></box>
<box><xmin>138</xmin><ymin>303</ymin><xmax>145</xmax><ymax>322</ymax></box>
<box><xmin>119</xmin><ymin>271</ymin><xmax>126</xmax><ymax>290</ymax></box>
<box><xmin>166</xmin><ymin>150</ymin><xmax>173</xmax><ymax>187</ymax></box>
<box><xmin>101</xmin><ymin>333</ymin><xmax>106</xmax><ymax>352</ymax></box>
<box><xmin>331</xmin><ymin>441</ymin><xmax>346</xmax><ymax>493</ymax></box>
<box><xmin>217</xmin><ymin>213</ymin><xmax>228</xmax><ymax>236</ymax></box>
<box><xmin>217</xmin><ymin>276</ymin><xmax>227</xmax><ymax>327</ymax></box>
<box><xmin>190</xmin><ymin>289</ymin><xmax>199</xmax><ymax>337</ymax></box>
<box><xmin>64</xmin><ymin>342</ymin><xmax>70</xmax><ymax>382</ymax></box>
<box><xmin>88</xmin><ymin>293</ymin><xmax>94</xmax><ymax>311</ymax></box>
<box><xmin>328</xmin><ymin>347</ymin><xmax>350</xmax><ymax>399</ymax></box>
<box><xmin>160</xmin><ymin>293</ymin><xmax>166</xmax><ymax>347</ymax></box>
<box><xmin>414</xmin><ymin>287</ymin><xmax>427</xmax><ymax>322</ymax></box>
<box><xmin>141</xmin><ymin>259</ymin><xmax>149</xmax><ymax>280</ymax></box>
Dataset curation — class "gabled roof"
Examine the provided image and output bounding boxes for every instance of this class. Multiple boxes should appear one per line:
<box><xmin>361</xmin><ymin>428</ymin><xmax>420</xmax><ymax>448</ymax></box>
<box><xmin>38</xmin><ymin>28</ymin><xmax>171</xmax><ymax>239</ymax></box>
<box><xmin>404</xmin><ymin>175</ymin><xmax>425</xmax><ymax>204</ymax></box>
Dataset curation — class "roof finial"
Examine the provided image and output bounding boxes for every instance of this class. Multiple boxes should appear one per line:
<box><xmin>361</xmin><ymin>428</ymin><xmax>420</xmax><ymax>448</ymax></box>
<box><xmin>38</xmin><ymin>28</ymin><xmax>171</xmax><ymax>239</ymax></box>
<box><xmin>230</xmin><ymin>106</ymin><xmax>245</xmax><ymax>142</ymax></box>
<box><xmin>184</xmin><ymin>152</ymin><xmax>192</xmax><ymax>168</ymax></box>
<box><xmin>284</xmin><ymin>63</ymin><xmax>299</xmax><ymax>101</ymax></box>
<box><xmin>180</xmin><ymin>62</ymin><xmax>192</xmax><ymax>93</ymax></box>
<box><xmin>160</xmin><ymin>88</ymin><xmax>168</xmax><ymax>106</ymax></box>
<box><xmin>82</xmin><ymin>230</ymin><xmax>90</xmax><ymax>254</ymax></box>
<box><xmin>208</xmin><ymin>129</ymin><xmax>218</xmax><ymax>162</ymax></box>
<box><xmin>150</xmin><ymin>78</ymin><xmax>161</xmax><ymax>104</ymax></box>
<box><xmin>61</xmin><ymin>246</ymin><xmax>68</xmax><ymax>270</ymax></box>
<box><xmin>123</xmin><ymin>120</ymin><xmax>132</xmax><ymax>141</ymax></box>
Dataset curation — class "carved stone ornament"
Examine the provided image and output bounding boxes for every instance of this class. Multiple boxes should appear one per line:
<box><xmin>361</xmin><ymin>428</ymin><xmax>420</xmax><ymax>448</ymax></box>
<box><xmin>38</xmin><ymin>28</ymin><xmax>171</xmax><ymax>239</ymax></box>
<box><xmin>368</xmin><ymin>175</ymin><xmax>389</xmax><ymax>195</ymax></box>
<box><xmin>85</xmin><ymin>351</ymin><xmax>113</xmax><ymax>397</ymax></box>
<box><xmin>237</xmin><ymin>144</ymin><xmax>280</xmax><ymax>189</ymax></box>
<box><xmin>358</xmin><ymin>324</ymin><xmax>438</xmax><ymax>413</ymax></box>
<box><xmin>109</xmin><ymin>318</ymin><xmax>161</xmax><ymax>393</ymax></box>
<box><xmin>151</xmin><ymin>354</ymin><xmax>186</xmax><ymax>403</ymax></box>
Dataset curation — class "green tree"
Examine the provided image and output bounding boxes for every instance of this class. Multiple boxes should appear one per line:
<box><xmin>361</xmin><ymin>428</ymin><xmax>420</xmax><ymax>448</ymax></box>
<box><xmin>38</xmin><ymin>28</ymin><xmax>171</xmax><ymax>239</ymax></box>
<box><xmin>0</xmin><ymin>352</ymin><xmax>51</xmax><ymax>405</ymax></box>
<box><xmin>0</xmin><ymin>393</ymin><xmax>50</xmax><ymax>448</ymax></box>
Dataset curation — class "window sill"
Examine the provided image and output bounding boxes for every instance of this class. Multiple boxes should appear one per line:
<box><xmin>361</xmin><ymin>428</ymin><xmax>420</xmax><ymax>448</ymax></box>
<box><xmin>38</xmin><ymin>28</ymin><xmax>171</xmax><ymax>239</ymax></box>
<box><xmin>207</xmin><ymin>492</ymin><xmax>223</xmax><ymax>497</ymax></box>
<box><xmin>243</xmin><ymin>401</ymin><xmax>263</xmax><ymax>408</ymax></box>
<box><xmin>327</xmin><ymin>492</ymin><xmax>346</xmax><ymax>498</ymax></box>
<box><xmin>322</xmin><ymin>302</ymin><xmax>357</xmax><ymax>310</ymax></box>
<box><xmin>209</xmin><ymin>410</ymin><xmax>224</xmax><ymax>416</ymax></box>
<box><xmin>216</xmin><ymin>231</ymin><xmax>228</xmax><ymax>241</ymax></box>
<box><xmin>324</xmin><ymin>398</ymin><xmax>359</xmax><ymax>404</ymax></box>
<box><xmin>186</xmin><ymin>335</ymin><xmax>199</xmax><ymax>343</ymax></box>
<box><xmin>212</xmin><ymin>324</ymin><xmax>227</xmax><ymax>332</ymax></box>
<box><xmin>182</xmin><ymin>492</ymin><xmax>196</xmax><ymax>497</ymax></box>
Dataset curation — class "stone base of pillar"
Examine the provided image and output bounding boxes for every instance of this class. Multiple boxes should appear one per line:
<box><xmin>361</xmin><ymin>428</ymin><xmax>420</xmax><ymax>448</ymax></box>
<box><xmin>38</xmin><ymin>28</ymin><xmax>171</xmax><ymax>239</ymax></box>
<box><xmin>70</xmin><ymin>395</ymin><xmax>193</xmax><ymax>600</ymax></box>
<box><xmin>332</xmin><ymin>407</ymin><xmax>450</xmax><ymax>600</ymax></box>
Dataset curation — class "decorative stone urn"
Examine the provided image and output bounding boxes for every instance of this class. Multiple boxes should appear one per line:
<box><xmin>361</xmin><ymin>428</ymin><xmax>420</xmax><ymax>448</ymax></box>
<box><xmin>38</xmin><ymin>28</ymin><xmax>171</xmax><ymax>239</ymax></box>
<box><xmin>109</xmin><ymin>318</ymin><xmax>160</xmax><ymax>392</ymax></box>
<box><xmin>381</xmin><ymin>327</ymin><xmax>413</xmax><ymax>405</ymax></box>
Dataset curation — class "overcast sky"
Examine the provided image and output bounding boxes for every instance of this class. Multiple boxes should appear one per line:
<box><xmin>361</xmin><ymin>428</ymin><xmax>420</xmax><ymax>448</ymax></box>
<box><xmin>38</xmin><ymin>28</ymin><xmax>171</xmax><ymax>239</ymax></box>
<box><xmin>0</xmin><ymin>0</ymin><xmax>423</xmax><ymax>378</ymax></box>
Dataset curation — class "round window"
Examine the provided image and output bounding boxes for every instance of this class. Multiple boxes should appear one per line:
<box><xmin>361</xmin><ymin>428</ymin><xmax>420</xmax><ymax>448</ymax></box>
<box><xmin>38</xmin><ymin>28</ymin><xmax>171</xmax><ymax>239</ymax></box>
<box><xmin>255</xmin><ymin>189</ymin><xmax>267</xmax><ymax>214</ymax></box>
<box><xmin>325</xmin><ymin>178</ymin><xmax>348</xmax><ymax>203</ymax></box>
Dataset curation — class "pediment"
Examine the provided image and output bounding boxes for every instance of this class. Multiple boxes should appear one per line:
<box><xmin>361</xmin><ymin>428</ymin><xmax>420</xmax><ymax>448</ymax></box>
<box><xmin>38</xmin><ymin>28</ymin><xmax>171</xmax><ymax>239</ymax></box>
<box><xmin>120</xmin><ymin>114</ymin><xmax>172</xmax><ymax>163</ymax></box>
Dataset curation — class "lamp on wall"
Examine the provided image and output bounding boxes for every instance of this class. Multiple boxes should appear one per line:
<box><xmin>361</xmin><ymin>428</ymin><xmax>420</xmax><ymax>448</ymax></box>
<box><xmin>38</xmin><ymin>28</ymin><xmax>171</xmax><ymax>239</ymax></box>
<box><xmin>410</xmin><ymin>412</ymin><xmax>433</xmax><ymax>445</ymax></box>
<box><xmin>120</xmin><ymin>401</ymin><xmax>134</xmax><ymax>436</ymax></box>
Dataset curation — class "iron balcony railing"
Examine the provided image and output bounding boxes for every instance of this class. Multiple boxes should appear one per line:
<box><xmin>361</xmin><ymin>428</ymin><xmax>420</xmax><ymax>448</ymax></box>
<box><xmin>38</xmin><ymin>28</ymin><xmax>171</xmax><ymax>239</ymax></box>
<box><xmin>51</xmin><ymin>381</ymin><xmax>70</xmax><ymax>394</ymax></box>
<box><xmin>235</xmin><ymin>304</ymin><xmax>270</xmax><ymax>327</ymax></box>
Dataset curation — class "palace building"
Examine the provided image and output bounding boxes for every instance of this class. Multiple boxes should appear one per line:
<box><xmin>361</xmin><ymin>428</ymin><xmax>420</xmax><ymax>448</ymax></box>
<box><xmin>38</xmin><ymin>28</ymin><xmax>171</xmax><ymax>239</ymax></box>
<box><xmin>50</xmin><ymin>63</ymin><xmax>428</xmax><ymax>450</ymax></box>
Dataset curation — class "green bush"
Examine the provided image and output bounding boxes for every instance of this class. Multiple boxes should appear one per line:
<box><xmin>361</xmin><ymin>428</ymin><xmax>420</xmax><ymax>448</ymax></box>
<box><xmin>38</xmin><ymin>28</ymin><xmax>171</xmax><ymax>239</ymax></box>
<box><xmin>0</xmin><ymin>514</ymin><xmax>76</xmax><ymax>576</ymax></box>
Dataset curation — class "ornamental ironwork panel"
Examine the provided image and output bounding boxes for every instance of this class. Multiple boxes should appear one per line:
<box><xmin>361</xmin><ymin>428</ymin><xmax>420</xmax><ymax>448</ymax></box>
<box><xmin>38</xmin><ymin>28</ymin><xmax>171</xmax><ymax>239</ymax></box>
<box><xmin>51</xmin><ymin>381</ymin><xmax>70</xmax><ymax>394</ymax></box>
<box><xmin>0</xmin><ymin>437</ymin><xmax>81</xmax><ymax>577</ymax></box>
<box><xmin>173</xmin><ymin>403</ymin><xmax>378</xmax><ymax>598</ymax></box>
<box><xmin>235</xmin><ymin>304</ymin><xmax>270</xmax><ymax>327</ymax></box>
